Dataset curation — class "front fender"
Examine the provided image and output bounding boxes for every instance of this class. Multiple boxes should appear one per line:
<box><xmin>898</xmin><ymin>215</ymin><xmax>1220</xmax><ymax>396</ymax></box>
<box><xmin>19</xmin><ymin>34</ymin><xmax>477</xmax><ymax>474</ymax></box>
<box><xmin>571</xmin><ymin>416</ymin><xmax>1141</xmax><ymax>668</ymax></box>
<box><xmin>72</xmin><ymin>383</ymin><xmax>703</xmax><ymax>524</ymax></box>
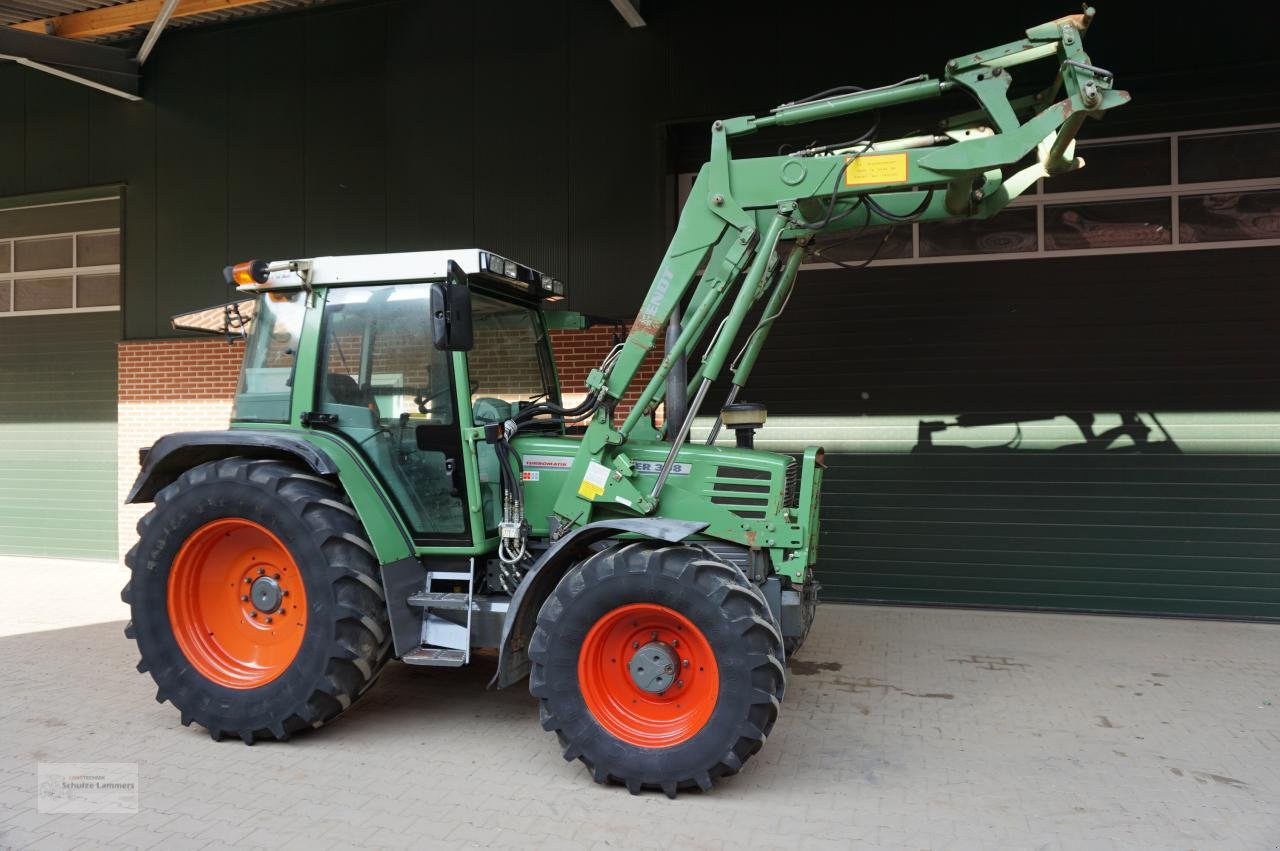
<box><xmin>491</xmin><ymin>518</ymin><xmax>708</xmax><ymax>689</ymax></box>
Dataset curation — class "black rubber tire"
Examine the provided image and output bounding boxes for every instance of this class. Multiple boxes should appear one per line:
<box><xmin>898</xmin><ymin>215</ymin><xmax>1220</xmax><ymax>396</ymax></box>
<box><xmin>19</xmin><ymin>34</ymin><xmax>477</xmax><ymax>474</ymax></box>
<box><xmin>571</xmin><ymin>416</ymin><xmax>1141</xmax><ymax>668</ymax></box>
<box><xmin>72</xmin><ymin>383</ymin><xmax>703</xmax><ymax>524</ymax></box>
<box><xmin>122</xmin><ymin>457</ymin><xmax>391</xmax><ymax>743</ymax></box>
<box><xmin>528</xmin><ymin>542</ymin><xmax>785</xmax><ymax>797</ymax></box>
<box><xmin>784</xmin><ymin>574</ymin><xmax>820</xmax><ymax>658</ymax></box>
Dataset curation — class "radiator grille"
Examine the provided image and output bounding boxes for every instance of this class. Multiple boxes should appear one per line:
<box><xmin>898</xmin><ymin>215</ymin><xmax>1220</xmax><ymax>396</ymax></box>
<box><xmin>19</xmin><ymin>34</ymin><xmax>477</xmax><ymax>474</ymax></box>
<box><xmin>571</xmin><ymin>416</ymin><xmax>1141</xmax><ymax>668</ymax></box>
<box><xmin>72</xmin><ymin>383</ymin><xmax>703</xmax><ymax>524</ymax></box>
<box><xmin>784</xmin><ymin>457</ymin><xmax>800</xmax><ymax>509</ymax></box>
<box><xmin>713</xmin><ymin>465</ymin><xmax>772</xmax><ymax>520</ymax></box>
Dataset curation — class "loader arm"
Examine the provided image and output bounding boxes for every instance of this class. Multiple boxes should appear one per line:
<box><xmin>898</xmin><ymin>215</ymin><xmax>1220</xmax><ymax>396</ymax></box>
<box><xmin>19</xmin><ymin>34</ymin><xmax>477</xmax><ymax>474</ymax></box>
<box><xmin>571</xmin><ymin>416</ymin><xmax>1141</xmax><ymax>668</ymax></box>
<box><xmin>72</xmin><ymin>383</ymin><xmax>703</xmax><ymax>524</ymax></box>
<box><xmin>550</xmin><ymin>7</ymin><xmax>1127</xmax><ymax>528</ymax></box>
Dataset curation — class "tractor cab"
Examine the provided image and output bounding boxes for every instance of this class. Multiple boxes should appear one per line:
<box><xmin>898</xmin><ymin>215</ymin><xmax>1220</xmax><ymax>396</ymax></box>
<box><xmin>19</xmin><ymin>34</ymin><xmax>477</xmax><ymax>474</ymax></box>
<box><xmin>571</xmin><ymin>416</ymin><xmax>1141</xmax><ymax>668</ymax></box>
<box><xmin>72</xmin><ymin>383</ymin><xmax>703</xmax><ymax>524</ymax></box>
<box><xmin>201</xmin><ymin>250</ymin><xmax>569</xmax><ymax>547</ymax></box>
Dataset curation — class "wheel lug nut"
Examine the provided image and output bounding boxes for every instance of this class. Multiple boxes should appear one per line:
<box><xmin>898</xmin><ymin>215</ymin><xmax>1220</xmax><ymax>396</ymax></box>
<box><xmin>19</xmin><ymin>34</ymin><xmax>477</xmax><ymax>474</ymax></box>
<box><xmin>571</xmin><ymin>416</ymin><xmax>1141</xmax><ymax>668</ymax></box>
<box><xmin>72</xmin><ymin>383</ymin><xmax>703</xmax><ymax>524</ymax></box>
<box><xmin>264</xmin><ymin>617</ymin><xmax>272</xmax><ymax>624</ymax></box>
<box><xmin>671</xmin><ymin>639</ymin><xmax>679</xmax><ymax>648</ymax></box>
<box><xmin>257</xmin><ymin>568</ymin><xmax>265</xmax><ymax>576</ymax></box>
<box><xmin>249</xmin><ymin>612</ymin><xmax>257</xmax><ymax>619</ymax></box>
<box><xmin>632</xmin><ymin>641</ymin><xmax>639</xmax><ymax>649</ymax></box>
<box><xmin>244</xmin><ymin>577</ymin><xmax>252</xmax><ymax>584</ymax></box>
<box><xmin>278</xmin><ymin>608</ymin><xmax>287</xmax><ymax>615</ymax></box>
<box><xmin>240</xmin><ymin>595</ymin><xmax>249</xmax><ymax>602</ymax></box>
<box><xmin>683</xmin><ymin>659</ymin><xmax>689</xmax><ymax>668</ymax></box>
<box><xmin>676</xmin><ymin>680</ymin><xmax>684</xmax><ymax>688</ymax></box>
<box><xmin>651</xmin><ymin>631</ymin><xmax>658</xmax><ymax>640</ymax></box>
<box><xmin>282</xmin><ymin>590</ymin><xmax>289</xmax><ymax>597</ymax></box>
<box><xmin>273</xmin><ymin>573</ymin><xmax>280</xmax><ymax>580</ymax></box>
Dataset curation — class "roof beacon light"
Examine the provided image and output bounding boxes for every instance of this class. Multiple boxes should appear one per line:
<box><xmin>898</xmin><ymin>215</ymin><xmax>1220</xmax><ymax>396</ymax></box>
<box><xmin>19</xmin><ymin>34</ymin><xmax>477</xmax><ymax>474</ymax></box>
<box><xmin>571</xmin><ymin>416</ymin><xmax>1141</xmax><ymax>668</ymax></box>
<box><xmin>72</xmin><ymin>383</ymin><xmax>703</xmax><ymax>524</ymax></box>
<box><xmin>225</xmin><ymin>259</ymin><xmax>270</xmax><ymax>286</ymax></box>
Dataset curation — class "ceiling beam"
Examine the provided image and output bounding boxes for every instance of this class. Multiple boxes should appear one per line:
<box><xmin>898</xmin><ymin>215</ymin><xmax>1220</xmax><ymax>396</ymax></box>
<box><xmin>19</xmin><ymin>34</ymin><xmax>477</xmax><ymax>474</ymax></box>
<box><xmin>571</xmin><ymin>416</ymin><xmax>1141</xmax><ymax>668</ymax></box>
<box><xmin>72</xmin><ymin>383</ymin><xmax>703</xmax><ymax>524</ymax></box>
<box><xmin>608</xmin><ymin>0</ymin><xmax>646</xmax><ymax>28</ymax></box>
<box><xmin>0</xmin><ymin>26</ymin><xmax>139</xmax><ymax>99</ymax></box>
<box><xmin>136</xmin><ymin>0</ymin><xmax>182</xmax><ymax>64</ymax></box>
<box><xmin>11</xmin><ymin>0</ymin><xmax>278</xmax><ymax>41</ymax></box>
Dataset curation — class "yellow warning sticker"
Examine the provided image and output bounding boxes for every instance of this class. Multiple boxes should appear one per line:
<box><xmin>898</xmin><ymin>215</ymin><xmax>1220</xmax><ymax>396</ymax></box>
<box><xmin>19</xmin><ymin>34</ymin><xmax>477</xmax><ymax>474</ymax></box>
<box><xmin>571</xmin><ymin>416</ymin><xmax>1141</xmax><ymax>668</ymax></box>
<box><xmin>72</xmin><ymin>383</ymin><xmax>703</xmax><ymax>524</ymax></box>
<box><xmin>577</xmin><ymin>461</ymin><xmax>610</xmax><ymax>500</ymax></box>
<box><xmin>844</xmin><ymin>153</ymin><xmax>908</xmax><ymax>186</ymax></box>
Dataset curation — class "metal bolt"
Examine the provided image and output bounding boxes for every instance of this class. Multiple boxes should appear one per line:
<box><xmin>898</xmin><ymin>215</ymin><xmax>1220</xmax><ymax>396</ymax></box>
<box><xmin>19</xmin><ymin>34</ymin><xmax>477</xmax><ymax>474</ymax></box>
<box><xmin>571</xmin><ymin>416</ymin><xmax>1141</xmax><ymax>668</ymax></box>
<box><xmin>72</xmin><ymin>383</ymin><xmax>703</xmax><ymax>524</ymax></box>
<box><xmin>683</xmin><ymin>659</ymin><xmax>690</xmax><ymax>668</ymax></box>
<box><xmin>282</xmin><ymin>590</ymin><xmax>289</xmax><ymax>597</ymax></box>
<box><xmin>240</xmin><ymin>595</ymin><xmax>249</xmax><ymax>602</ymax></box>
<box><xmin>257</xmin><ymin>568</ymin><xmax>265</xmax><ymax>576</ymax></box>
<box><xmin>712</xmin><ymin>194</ymin><xmax>724</xmax><ymax>206</ymax></box>
<box><xmin>712</xmin><ymin>120</ymin><xmax>723</xmax><ymax>131</ymax></box>
<box><xmin>992</xmin><ymin>67</ymin><xmax>1003</xmax><ymax>77</ymax></box>
<box><xmin>947</xmin><ymin>59</ymin><xmax>958</xmax><ymax>70</ymax></box>
<box><xmin>651</xmin><ymin>631</ymin><xmax>658</xmax><ymax>640</ymax></box>
<box><xmin>676</xmin><ymin>680</ymin><xmax>684</xmax><ymax>688</ymax></box>
<box><xmin>633</xmin><ymin>641</ymin><xmax>639</xmax><ymax>649</ymax></box>
<box><xmin>244</xmin><ymin>577</ymin><xmax>252</xmax><ymax>584</ymax></box>
<box><xmin>279</xmin><ymin>607</ymin><xmax>287</xmax><ymax>615</ymax></box>
<box><xmin>671</xmin><ymin>639</ymin><xmax>679</xmax><ymax>648</ymax></box>
<box><xmin>273</xmin><ymin>573</ymin><xmax>280</xmax><ymax>580</ymax></box>
<box><xmin>249</xmin><ymin>612</ymin><xmax>257</xmax><ymax>619</ymax></box>
<box><xmin>972</xmin><ymin>189</ymin><xmax>985</xmax><ymax>203</ymax></box>
<box><xmin>264</xmin><ymin>616</ymin><xmax>272</xmax><ymax>624</ymax></box>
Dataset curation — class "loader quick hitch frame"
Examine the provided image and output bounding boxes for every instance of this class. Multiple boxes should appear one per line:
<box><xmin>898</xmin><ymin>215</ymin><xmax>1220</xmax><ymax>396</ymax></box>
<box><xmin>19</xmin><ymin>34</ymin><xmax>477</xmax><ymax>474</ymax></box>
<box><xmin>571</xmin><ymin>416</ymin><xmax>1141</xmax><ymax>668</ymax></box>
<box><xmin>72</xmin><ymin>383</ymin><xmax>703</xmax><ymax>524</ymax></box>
<box><xmin>551</xmin><ymin>6</ymin><xmax>1128</xmax><ymax>530</ymax></box>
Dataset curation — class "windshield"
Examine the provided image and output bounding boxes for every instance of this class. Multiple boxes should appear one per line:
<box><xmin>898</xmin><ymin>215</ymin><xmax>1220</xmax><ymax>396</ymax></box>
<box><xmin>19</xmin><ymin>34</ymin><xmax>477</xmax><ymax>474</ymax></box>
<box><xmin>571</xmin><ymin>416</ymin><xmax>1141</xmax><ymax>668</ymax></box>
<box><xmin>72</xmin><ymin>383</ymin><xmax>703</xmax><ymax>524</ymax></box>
<box><xmin>467</xmin><ymin>292</ymin><xmax>557</xmax><ymax>409</ymax></box>
<box><xmin>233</xmin><ymin>292</ymin><xmax>305</xmax><ymax>423</ymax></box>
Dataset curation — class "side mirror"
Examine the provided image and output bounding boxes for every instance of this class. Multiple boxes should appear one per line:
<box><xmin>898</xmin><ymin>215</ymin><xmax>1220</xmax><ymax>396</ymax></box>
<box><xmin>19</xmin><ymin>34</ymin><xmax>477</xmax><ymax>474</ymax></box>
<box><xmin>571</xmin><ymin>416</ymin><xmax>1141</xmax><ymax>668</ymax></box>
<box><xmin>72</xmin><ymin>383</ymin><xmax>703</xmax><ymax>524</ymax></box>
<box><xmin>429</xmin><ymin>260</ymin><xmax>474</xmax><ymax>351</ymax></box>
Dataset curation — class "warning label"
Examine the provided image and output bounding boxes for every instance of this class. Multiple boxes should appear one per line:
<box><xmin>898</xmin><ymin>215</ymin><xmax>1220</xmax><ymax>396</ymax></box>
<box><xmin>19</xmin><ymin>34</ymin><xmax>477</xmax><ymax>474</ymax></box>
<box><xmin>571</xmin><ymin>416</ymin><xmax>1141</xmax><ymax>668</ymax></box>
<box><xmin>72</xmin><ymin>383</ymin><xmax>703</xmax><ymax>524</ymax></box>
<box><xmin>844</xmin><ymin>152</ymin><xmax>908</xmax><ymax>186</ymax></box>
<box><xmin>577</xmin><ymin>461</ymin><xmax>610</xmax><ymax>500</ymax></box>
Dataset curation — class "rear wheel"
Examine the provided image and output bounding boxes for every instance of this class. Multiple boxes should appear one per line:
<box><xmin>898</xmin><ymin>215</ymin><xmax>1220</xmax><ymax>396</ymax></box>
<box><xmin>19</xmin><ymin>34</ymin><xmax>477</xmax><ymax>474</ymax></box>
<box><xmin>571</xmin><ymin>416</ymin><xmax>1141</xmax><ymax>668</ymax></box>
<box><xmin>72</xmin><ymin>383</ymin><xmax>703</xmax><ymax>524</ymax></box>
<box><xmin>123</xmin><ymin>458</ymin><xmax>391</xmax><ymax>743</ymax></box>
<box><xmin>529</xmin><ymin>542</ymin><xmax>785</xmax><ymax>797</ymax></box>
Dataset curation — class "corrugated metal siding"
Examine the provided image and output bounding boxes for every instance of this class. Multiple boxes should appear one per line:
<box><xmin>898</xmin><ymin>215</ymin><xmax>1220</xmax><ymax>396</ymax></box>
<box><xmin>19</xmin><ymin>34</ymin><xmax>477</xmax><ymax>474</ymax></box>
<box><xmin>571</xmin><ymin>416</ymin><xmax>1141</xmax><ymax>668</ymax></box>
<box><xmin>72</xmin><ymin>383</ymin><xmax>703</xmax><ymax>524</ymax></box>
<box><xmin>739</xmin><ymin>248</ymin><xmax>1280</xmax><ymax>618</ymax></box>
<box><xmin>0</xmin><ymin>313</ymin><xmax>118</xmax><ymax>559</ymax></box>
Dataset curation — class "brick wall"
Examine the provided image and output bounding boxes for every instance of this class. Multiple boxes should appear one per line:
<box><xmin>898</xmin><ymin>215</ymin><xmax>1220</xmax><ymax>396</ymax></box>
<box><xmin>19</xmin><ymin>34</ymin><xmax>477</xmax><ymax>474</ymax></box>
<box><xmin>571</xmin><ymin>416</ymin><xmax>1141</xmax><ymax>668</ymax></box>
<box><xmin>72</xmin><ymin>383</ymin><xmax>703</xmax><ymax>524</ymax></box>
<box><xmin>550</xmin><ymin>327</ymin><xmax>665</xmax><ymax>416</ymax></box>
<box><xmin>116</xmin><ymin>339</ymin><xmax>244</xmax><ymax>561</ymax></box>
<box><xmin>115</xmin><ymin>327</ymin><xmax>667</xmax><ymax>561</ymax></box>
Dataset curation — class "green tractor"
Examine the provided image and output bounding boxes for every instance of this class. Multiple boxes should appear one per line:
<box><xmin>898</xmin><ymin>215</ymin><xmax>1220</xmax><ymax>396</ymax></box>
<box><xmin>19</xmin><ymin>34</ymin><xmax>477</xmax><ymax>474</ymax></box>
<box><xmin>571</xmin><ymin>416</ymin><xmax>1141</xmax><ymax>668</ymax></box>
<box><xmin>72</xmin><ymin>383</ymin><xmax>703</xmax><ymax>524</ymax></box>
<box><xmin>124</xmin><ymin>10</ymin><xmax>1124</xmax><ymax>795</ymax></box>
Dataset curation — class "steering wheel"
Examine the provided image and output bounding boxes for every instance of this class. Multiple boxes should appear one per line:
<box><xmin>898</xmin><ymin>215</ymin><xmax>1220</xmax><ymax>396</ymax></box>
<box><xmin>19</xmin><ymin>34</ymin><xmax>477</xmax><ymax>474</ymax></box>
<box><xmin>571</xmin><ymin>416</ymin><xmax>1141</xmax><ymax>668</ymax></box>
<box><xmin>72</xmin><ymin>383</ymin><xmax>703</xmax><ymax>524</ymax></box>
<box><xmin>415</xmin><ymin>381</ymin><xmax>480</xmax><ymax>414</ymax></box>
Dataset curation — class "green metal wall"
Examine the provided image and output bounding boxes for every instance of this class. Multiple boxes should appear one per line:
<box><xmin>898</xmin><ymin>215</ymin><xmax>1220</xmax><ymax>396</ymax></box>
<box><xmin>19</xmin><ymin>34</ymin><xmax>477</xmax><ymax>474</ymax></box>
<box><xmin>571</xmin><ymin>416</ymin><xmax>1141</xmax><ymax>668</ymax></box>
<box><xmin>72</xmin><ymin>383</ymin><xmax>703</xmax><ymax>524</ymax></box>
<box><xmin>0</xmin><ymin>313</ymin><xmax>119</xmax><ymax>559</ymax></box>
<box><xmin>0</xmin><ymin>0</ymin><xmax>1275</xmax><ymax>329</ymax></box>
<box><xmin>743</xmin><ymin>248</ymin><xmax>1280</xmax><ymax>618</ymax></box>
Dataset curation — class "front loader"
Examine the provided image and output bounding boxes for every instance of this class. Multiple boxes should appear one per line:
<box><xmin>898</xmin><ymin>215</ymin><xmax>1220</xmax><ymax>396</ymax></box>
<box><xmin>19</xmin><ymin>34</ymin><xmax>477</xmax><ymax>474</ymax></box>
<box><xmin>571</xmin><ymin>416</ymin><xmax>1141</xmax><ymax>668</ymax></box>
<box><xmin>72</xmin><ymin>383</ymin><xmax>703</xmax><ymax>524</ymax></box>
<box><xmin>123</xmin><ymin>9</ymin><xmax>1126</xmax><ymax>796</ymax></box>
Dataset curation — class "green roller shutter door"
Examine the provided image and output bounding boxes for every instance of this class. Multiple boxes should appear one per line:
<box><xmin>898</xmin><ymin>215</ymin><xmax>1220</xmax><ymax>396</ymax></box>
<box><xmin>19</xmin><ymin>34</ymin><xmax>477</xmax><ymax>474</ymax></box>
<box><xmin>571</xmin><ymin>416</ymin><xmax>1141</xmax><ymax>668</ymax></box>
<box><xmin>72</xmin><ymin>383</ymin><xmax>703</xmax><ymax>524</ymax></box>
<box><xmin>745</xmin><ymin>247</ymin><xmax>1280</xmax><ymax>619</ymax></box>
<box><xmin>0</xmin><ymin>313</ymin><xmax>119</xmax><ymax>559</ymax></box>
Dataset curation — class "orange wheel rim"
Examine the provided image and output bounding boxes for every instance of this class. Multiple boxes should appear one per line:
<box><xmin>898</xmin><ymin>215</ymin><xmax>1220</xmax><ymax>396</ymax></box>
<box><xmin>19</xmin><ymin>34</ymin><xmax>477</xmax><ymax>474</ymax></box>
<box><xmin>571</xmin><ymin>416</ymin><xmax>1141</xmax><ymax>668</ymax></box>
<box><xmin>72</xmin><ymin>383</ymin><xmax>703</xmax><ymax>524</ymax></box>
<box><xmin>167</xmin><ymin>518</ymin><xmax>308</xmax><ymax>689</ymax></box>
<box><xmin>578</xmin><ymin>603</ymin><xmax>719</xmax><ymax>748</ymax></box>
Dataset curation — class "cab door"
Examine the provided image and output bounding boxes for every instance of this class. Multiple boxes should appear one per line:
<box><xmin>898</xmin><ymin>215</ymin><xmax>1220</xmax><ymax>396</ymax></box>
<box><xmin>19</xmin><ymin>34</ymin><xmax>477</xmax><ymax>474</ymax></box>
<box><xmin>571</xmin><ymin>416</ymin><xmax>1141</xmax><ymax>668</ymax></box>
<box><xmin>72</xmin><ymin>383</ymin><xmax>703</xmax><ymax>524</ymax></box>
<box><xmin>315</xmin><ymin>284</ymin><xmax>470</xmax><ymax>542</ymax></box>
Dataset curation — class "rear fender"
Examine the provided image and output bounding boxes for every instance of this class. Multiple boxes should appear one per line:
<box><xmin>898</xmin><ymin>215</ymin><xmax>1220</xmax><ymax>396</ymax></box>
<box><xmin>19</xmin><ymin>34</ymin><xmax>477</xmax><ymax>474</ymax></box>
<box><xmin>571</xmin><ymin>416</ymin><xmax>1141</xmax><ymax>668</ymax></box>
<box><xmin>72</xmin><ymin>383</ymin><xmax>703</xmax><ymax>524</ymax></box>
<box><xmin>126</xmin><ymin>429</ymin><xmax>414</xmax><ymax>565</ymax></box>
<box><xmin>127</xmin><ymin>430</ymin><xmax>339</xmax><ymax>503</ymax></box>
<box><xmin>491</xmin><ymin>518</ymin><xmax>708</xmax><ymax>689</ymax></box>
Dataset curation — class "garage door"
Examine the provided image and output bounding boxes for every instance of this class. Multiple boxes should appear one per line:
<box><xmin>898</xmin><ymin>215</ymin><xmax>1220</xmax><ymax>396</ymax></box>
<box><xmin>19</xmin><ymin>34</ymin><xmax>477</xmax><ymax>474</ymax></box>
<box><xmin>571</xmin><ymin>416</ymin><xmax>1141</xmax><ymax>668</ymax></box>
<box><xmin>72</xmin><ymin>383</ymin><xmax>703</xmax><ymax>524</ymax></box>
<box><xmin>0</xmin><ymin>200</ymin><xmax>121</xmax><ymax>560</ymax></box>
<box><xmin>747</xmin><ymin>246</ymin><xmax>1280</xmax><ymax>620</ymax></box>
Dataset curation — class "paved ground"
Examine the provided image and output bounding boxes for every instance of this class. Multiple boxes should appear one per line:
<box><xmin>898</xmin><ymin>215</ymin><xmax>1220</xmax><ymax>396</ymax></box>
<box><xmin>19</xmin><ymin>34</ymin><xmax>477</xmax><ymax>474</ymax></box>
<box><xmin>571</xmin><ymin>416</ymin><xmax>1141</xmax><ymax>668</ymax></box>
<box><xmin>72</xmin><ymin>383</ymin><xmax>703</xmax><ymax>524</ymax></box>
<box><xmin>0</xmin><ymin>559</ymin><xmax>1277</xmax><ymax>849</ymax></box>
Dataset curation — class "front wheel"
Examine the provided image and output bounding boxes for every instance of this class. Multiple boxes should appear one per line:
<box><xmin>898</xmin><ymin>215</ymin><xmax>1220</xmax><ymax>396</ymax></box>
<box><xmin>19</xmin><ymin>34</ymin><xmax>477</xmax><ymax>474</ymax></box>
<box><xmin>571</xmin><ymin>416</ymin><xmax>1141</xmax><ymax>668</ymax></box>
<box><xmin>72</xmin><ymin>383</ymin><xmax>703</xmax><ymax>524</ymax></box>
<box><xmin>528</xmin><ymin>542</ymin><xmax>785</xmax><ymax>797</ymax></box>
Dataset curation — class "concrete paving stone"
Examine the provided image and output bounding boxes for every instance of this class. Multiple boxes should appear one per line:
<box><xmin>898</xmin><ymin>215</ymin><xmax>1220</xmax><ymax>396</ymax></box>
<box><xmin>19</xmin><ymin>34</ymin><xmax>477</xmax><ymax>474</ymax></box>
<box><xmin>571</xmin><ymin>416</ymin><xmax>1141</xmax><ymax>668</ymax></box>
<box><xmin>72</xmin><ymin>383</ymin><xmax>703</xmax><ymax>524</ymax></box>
<box><xmin>3</xmin><ymin>564</ymin><xmax>1279</xmax><ymax>849</ymax></box>
<box><xmin>112</xmin><ymin>825</ymin><xmax>171</xmax><ymax>849</ymax></box>
<box><xmin>0</xmin><ymin>828</ymin><xmax>44</xmax><ymax>850</ymax></box>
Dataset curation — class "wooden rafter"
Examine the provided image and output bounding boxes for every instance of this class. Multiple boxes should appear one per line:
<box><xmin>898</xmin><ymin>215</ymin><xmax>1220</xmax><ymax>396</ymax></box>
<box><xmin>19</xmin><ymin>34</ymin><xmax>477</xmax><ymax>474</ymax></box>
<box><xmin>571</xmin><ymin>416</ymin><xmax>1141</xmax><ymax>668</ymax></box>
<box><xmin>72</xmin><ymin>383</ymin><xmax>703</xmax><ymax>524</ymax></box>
<box><xmin>11</xmin><ymin>0</ymin><xmax>278</xmax><ymax>40</ymax></box>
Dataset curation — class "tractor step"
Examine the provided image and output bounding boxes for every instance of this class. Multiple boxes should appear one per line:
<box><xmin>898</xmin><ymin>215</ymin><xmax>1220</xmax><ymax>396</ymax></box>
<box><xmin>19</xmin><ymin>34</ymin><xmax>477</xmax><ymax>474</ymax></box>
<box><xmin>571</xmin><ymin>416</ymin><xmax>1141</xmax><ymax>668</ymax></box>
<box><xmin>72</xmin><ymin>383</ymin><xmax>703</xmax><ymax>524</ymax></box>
<box><xmin>402</xmin><ymin>647</ymin><xmax>467</xmax><ymax>667</ymax></box>
<box><xmin>407</xmin><ymin>591</ymin><xmax>470</xmax><ymax>610</ymax></box>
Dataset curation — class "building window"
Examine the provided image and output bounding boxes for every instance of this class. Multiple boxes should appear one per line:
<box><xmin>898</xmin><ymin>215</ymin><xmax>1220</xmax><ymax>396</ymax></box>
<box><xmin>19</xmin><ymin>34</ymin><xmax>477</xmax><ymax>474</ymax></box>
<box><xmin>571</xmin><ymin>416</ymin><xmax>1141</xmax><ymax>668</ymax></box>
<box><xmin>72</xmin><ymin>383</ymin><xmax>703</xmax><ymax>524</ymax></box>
<box><xmin>0</xmin><ymin>228</ymin><xmax>121</xmax><ymax>317</ymax></box>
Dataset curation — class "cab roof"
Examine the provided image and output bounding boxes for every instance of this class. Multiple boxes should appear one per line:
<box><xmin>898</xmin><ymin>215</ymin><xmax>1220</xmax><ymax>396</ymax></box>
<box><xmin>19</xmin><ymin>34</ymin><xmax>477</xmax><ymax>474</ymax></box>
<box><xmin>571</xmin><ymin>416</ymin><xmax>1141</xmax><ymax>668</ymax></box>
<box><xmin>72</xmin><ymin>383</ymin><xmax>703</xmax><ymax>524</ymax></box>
<box><xmin>232</xmin><ymin>248</ymin><xmax>565</xmax><ymax>301</ymax></box>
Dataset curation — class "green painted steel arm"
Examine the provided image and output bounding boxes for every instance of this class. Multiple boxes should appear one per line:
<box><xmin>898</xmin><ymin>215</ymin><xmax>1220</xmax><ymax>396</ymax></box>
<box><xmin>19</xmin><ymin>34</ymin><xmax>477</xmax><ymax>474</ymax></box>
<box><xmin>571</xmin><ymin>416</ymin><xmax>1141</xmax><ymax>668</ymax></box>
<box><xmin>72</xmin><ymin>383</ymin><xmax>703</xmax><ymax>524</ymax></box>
<box><xmin>551</xmin><ymin>8</ymin><xmax>1128</xmax><ymax>525</ymax></box>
